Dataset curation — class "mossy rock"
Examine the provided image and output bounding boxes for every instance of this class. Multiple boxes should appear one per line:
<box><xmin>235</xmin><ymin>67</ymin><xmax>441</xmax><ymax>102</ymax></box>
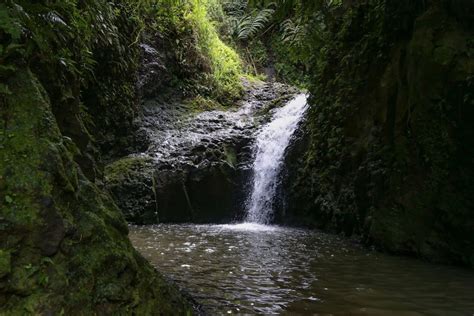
<box><xmin>105</xmin><ymin>156</ymin><xmax>160</xmax><ymax>224</ymax></box>
<box><xmin>105</xmin><ymin>156</ymin><xmax>154</xmax><ymax>186</ymax></box>
<box><xmin>0</xmin><ymin>69</ymin><xmax>196</xmax><ymax>314</ymax></box>
<box><xmin>0</xmin><ymin>250</ymin><xmax>11</xmax><ymax>279</ymax></box>
<box><xmin>284</xmin><ymin>1</ymin><xmax>474</xmax><ymax>267</ymax></box>
<box><xmin>185</xmin><ymin>95</ymin><xmax>225</xmax><ymax>113</ymax></box>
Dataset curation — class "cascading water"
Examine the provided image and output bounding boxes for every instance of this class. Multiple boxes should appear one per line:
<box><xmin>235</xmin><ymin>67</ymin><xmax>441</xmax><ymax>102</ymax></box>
<box><xmin>246</xmin><ymin>94</ymin><xmax>308</xmax><ymax>224</ymax></box>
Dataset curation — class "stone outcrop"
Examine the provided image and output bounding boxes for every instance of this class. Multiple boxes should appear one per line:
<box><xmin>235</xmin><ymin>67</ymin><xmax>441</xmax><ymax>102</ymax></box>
<box><xmin>105</xmin><ymin>81</ymin><xmax>298</xmax><ymax>224</ymax></box>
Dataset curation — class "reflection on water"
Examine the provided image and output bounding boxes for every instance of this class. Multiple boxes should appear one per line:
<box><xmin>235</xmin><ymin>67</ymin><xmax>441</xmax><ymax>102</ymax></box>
<box><xmin>130</xmin><ymin>224</ymin><xmax>474</xmax><ymax>315</ymax></box>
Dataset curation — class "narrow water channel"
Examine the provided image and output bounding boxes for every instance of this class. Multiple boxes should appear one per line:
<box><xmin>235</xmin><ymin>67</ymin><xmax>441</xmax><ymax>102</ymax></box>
<box><xmin>130</xmin><ymin>223</ymin><xmax>474</xmax><ymax>315</ymax></box>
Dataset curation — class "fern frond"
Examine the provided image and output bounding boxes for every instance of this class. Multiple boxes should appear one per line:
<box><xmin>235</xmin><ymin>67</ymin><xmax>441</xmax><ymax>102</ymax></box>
<box><xmin>280</xmin><ymin>17</ymin><xmax>305</xmax><ymax>46</ymax></box>
<box><xmin>233</xmin><ymin>7</ymin><xmax>274</xmax><ymax>40</ymax></box>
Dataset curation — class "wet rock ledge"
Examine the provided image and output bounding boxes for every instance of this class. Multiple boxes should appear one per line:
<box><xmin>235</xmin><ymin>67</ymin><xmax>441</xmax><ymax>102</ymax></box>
<box><xmin>105</xmin><ymin>81</ymin><xmax>298</xmax><ymax>224</ymax></box>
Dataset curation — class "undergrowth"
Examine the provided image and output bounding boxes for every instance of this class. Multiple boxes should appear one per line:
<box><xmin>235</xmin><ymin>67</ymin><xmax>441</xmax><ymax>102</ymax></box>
<box><xmin>0</xmin><ymin>0</ymin><xmax>245</xmax><ymax>106</ymax></box>
<box><xmin>187</xmin><ymin>0</ymin><xmax>244</xmax><ymax>102</ymax></box>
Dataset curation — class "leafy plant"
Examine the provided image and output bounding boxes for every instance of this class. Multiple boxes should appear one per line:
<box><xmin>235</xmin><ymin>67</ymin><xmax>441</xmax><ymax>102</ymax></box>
<box><xmin>280</xmin><ymin>17</ymin><xmax>305</xmax><ymax>45</ymax></box>
<box><xmin>185</xmin><ymin>0</ymin><xmax>244</xmax><ymax>101</ymax></box>
<box><xmin>230</xmin><ymin>7</ymin><xmax>275</xmax><ymax>40</ymax></box>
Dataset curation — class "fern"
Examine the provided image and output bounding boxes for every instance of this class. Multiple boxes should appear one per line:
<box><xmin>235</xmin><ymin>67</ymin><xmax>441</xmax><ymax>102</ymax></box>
<box><xmin>221</xmin><ymin>0</ymin><xmax>247</xmax><ymax>17</ymax></box>
<box><xmin>232</xmin><ymin>7</ymin><xmax>274</xmax><ymax>40</ymax></box>
<box><xmin>280</xmin><ymin>17</ymin><xmax>305</xmax><ymax>46</ymax></box>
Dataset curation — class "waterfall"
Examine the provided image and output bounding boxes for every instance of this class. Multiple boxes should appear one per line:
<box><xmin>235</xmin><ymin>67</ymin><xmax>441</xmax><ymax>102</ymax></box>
<box><xmin>246</xmin><ymin>94</ymin><xmax>308</xmax><ymax>224</ymax></box>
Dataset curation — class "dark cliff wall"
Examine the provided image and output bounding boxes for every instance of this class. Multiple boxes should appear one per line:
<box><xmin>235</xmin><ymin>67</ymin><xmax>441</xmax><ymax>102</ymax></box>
<box><xmin>0</xmin><ymin>1</ymin><xmax>194</xmax><ymax>313</ymax></box>
<box><xmin>284</xmin><ymin>0</ymin><xmax>474</xmax><ymax>266</ymax></box>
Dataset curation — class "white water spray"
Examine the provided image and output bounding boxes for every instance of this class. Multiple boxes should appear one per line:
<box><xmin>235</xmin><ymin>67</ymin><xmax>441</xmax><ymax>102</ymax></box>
<box><xmin>246</xmin><ymin>94</ymin><xmax>308</xmax><ymax>224</ymax></box>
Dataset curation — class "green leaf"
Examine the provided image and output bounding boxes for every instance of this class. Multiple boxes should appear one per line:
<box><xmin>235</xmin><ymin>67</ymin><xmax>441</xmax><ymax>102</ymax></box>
<box><xmin>5</xmin><ymin>195</ymin><xmax>13</xmax><ymax>204</ymax></box>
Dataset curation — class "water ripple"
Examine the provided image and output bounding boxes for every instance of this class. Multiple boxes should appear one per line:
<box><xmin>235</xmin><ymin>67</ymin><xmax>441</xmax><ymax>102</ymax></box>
<box><xmin>130</xmin><ymin>224</ymin><xmax>474</xmax><ymax>315</ymax></box>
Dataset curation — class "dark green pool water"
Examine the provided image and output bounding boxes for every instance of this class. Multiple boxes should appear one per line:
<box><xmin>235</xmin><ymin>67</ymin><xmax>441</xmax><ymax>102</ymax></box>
<box><xmin>130</xmin><ymin>223</ymin><xmax>474</xmax><ymax>315</ymax></box>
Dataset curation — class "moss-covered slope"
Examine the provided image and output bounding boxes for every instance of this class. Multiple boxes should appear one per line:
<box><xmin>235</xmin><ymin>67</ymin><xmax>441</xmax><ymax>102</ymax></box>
<box><xmin>285</xmin><ymin>0</ymin><xmax>474</xmax><ymax>266</ymax></box>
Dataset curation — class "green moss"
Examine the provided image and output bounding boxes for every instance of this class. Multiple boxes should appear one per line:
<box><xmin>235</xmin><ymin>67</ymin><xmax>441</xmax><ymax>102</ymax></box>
<box><xmin>257</xmin><ymin>94</ymin><xmax>294</xmax><ymax>116</ymax></box>
<box><xmin>286</xmin><ymin>1</ymin><xmax>474</xmax><ymax>266</ymax></box>
<box><xmin>242</xmin><ymin>73</ymin><xmax>267</xmax><ymax>84</ymax></box>
<box><xmin>134</xmin><ymin>0</ymin><xmax>244</xmax><ymax>106</ymax></box>
<box><xmin>0</xmin><ymin>250</ymin><xmax>11</xmax><ymax>278</ymax></box>
<box><xmin>0</xmin><ymin>70</ymin><xmax>53</xmax><ymax>231</ymax></box>
<box><xmin>1</xmin><ymin>68</ymin><xmax>194</xmax><ymax>314</ymax></box>
<box><xmin>185</xmin><ymin>95</ymin><xmax>224</xmax><ymax>112</ymax></box>
<box><xmin>105</xmin><ymin>156</ymin><xmax>153</xmax><ymax>185</ymax></box>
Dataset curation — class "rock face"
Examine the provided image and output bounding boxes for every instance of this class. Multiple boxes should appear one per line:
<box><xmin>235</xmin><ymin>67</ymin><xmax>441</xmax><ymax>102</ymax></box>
<box><xmin>0</xmin><ymin>1</ymin><xmax>203</xmax><ymax>313</ymax></box>
<box><xmin>106</xmin><ymin>81</ymin><xmax>298</xmax><ymax>224</ymax></box>
<box><xmin>0</xmin><ymin>70</ymin><xmax>195</xmax><ymax>314</ymax></box>
<box><xmin>283</xmin><ymin>1</ymin><xmax>474</xmax><ymax>266</ymax></box>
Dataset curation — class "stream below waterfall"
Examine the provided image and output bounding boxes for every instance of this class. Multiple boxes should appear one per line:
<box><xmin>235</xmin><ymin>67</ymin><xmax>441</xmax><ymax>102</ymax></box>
<box><xmin>130</xmin><ymin>223</ymin><xmax>474</xmax><ymax>315</ymax></box>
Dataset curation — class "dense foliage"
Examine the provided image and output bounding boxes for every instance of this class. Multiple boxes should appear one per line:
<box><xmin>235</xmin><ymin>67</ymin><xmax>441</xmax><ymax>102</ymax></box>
<box><xmin>0</xmin><ymin>0</ymin><xmax>148</xmax><ymax>161</ymax></box>
<box><xmin>208</xmin><ymin>0</ymin><xmax>343</xmax><ymax>86</ymax></box>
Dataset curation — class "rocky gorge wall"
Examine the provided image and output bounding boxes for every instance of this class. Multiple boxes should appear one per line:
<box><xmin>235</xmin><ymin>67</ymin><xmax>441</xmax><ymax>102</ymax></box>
<box><xmin>283</xmin><ymin>0</ymin><xmax>474</xmax><ymax>267</ymax></box>
<box><xmin>1</xmin><ymin>69</ymin><xmax>194</xmax><ymax>314</ymax></box>
<box><xmin>0</xmin><ymin>1</ymin><xmax>200</xmax><ymax>313</ymax></box>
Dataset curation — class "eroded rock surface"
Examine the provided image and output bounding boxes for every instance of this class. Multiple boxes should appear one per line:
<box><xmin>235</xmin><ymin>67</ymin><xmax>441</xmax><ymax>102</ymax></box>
<box><xmin>106</xmin><ymin>81</ymin><xmax>298</xmax><ymax>224</ymax></box>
